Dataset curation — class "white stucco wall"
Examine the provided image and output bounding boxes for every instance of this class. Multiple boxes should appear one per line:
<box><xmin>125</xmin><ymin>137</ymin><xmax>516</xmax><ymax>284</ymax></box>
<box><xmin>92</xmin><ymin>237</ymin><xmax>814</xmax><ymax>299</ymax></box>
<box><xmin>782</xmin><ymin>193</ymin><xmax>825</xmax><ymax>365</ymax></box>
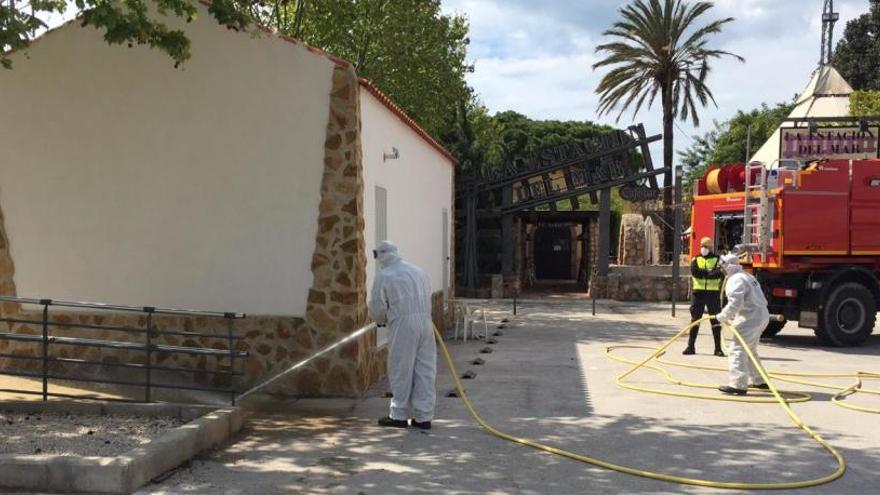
<box><xmin>360</xmin><ymin>86</ymin><xmax>455</xmax><ymax>304</ymax></box>
<box><xmin>0</xmin><ymin>10</ymin><xmax>334</xmax><ymax>315</ymax></box>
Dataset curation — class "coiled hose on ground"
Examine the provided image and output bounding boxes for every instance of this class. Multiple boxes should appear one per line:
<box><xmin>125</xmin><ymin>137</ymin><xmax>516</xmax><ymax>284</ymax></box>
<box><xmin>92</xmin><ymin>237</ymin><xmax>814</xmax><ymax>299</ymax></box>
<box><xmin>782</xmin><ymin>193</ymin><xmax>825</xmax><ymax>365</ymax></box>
<box><xmin>434</xmin><ymin>315</ymin><xmax>861</xmax><ymax>490</ymax></box>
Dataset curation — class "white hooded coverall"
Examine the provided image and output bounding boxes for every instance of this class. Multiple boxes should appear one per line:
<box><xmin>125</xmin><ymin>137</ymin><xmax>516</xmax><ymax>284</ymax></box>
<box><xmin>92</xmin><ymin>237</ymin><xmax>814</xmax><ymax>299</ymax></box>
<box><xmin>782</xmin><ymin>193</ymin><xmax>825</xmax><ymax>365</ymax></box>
<box><xmin>717</xmin><ymin>255</ymin><xmax>770</xmax><ymax>390</ymax></box>
<box><xmin>369</xmin><ymin>241</ymin><xmax>437</xmax><ymax>423</ymax></box>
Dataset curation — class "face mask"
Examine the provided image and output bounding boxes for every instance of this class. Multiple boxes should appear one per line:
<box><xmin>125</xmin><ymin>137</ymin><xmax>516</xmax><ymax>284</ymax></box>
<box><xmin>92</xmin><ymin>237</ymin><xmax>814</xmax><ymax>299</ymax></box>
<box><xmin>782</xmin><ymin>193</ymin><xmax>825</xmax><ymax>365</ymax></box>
<box><xmin>700</xmin><ymin>247</ymin><xmax>710</xmax><ymax>257</ymax></box>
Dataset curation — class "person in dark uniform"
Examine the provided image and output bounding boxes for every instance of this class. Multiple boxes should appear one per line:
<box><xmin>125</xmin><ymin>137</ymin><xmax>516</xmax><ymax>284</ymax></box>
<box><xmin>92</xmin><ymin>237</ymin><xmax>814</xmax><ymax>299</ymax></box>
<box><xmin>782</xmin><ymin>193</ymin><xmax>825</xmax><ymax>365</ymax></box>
<box><xmin>684</xmin><ymin>237</ymin><xmax>725</xmax><ymax>356</ymax></box>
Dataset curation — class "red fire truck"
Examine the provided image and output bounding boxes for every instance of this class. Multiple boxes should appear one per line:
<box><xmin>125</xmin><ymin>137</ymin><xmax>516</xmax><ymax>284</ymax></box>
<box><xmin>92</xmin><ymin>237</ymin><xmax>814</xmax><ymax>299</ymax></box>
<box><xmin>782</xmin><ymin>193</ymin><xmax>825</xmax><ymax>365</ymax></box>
<box><xmin>690</xmin><ymin>158</ymin><xmax>880</xmax><ymax>346</ymax></box>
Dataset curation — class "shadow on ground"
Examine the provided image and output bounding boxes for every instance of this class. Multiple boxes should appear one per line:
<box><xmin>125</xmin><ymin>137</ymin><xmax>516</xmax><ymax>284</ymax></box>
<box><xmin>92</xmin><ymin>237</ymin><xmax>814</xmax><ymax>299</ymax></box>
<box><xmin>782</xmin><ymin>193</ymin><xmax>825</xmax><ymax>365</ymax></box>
<box><xmin>145</xmin><ymin>408</ymin><xmax>871</xmax><ymax>495</ymax></box>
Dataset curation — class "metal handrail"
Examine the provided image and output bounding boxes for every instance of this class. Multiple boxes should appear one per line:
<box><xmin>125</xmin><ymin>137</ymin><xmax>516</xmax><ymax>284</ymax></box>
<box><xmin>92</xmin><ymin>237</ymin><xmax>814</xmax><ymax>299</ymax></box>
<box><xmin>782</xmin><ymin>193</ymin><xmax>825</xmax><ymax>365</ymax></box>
<box><xmin>0</xmin><ymin>295</ymin><xmax>246</xmax><ymax>319</ymax></box>
<box><xmin>0</xmin><ymin>295</ymin><xmax>248</xmax><ymax>405</ymax></box>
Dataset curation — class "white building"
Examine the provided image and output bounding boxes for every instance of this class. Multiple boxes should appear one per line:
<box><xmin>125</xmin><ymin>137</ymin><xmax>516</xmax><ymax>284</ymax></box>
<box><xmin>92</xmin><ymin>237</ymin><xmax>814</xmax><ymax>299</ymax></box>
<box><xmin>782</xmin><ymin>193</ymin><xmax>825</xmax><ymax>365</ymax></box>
<box><xmin>0</xmin><ymin>7</ymin><xmax>455</xmax><ymax>397</ymax></box>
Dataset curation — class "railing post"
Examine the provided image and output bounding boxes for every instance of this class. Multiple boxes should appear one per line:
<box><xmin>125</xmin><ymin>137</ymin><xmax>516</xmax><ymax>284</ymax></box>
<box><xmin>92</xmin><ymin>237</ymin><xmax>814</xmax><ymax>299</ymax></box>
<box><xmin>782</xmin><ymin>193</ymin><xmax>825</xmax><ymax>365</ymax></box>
<box><xmin>144</xmin><ymin>307</ymin><xmax>154</xmax><ymax>403</ymax></box>
<box><xmin>225</xmin><ymin>313</ymin><xmax>236</xmax><ymax>406</ymax></box>
<box><xmin>40</xmin><ymin>299</ymin><xmax>50</xmax><ymax>401</ymax></box>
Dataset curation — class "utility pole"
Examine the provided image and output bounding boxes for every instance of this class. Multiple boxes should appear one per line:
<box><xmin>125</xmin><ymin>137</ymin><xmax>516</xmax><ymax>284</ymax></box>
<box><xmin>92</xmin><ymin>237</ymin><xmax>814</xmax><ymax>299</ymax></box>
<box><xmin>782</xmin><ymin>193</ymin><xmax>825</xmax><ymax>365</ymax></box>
<box><xmin>745</xmin><ymin>124</ymin><xmax>752</xmax><ymax>163</ymax></box>
<box><xmin>671</xmin><ymin>164</ymin><xmax>683</xmax><ymax>317</ymax></box>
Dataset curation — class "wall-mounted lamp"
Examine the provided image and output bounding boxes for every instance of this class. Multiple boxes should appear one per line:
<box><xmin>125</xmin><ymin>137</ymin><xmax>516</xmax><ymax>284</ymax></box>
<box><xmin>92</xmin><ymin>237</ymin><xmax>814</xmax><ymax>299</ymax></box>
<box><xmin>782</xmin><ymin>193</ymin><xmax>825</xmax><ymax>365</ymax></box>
<box><xmin>860</xmin><ymin>118</ymin><xmax>869</xmax><ymax>133</ymax></box>
<box><xmin>383</xmin><ymin>147</ymin><xmax>400</xmax><ymax>161</ymax></box>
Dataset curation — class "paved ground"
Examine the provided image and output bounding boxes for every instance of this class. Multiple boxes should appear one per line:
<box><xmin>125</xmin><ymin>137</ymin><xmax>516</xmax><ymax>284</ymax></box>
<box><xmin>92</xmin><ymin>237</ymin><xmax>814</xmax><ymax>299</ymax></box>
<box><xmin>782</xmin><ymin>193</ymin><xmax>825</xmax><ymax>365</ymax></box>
<box><xmin>125</xmin><ymin>299</ymin><xmax>880</xmax><ymax>495</ymax></box>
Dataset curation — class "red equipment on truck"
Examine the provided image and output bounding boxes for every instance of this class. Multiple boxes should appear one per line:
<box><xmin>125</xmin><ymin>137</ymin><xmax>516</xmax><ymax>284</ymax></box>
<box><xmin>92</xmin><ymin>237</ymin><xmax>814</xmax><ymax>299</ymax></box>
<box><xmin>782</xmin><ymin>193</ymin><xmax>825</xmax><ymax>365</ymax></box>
<box><xmin>690</xmin><ymin>126</ymin><xmax>880</xmax><ymax>346</ymax></box>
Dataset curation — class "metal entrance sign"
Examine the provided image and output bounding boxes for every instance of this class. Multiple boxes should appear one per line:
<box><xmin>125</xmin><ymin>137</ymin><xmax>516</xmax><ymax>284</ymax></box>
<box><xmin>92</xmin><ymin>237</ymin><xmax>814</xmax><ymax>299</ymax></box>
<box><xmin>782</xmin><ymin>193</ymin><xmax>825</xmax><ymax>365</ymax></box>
<box><xmin>474</xmin><ymin>128</ymin><xmax>641</xmax><ymax>183</ymax></box>
<box><xmin>619</xmin><ymin>183</ymin><xmax>660</xmax><ymax>202</ymax></box>
<box><xmin>458</xmin><ymin>123</ymin><xmax>665</xmax><ymax>295</ymax></box>
<box><xmin>512</xmin><ymin>153</ymin><xmax>633</xmax><ymax>204</ymax></box>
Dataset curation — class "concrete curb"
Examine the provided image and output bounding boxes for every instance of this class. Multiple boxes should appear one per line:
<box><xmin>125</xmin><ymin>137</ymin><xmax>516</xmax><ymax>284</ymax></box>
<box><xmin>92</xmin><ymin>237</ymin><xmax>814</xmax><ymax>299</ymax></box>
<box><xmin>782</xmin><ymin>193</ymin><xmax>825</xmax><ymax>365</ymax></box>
<box><xmin>0</xmin><ymin>401</ymin><xmax>243</xmax><ymax>494</ymax></box>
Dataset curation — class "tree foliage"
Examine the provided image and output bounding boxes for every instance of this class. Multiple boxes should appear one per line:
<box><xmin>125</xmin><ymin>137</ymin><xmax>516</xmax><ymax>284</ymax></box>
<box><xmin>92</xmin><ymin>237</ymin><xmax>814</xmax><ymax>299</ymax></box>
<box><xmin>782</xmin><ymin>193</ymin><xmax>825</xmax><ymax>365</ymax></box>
<box><xmin>0</xmin><ymin>0</ymin><xmax>262</xmax><ymax>69</ymax></box>
<box><xmin>271</xmin><ymin>0</ymin><xmax>472</xmax><ymax>138</ymax></box>
<box><xmin>833</xmin><ymin>0</ymin><xmax>880</xmax><ymax>91</ymax></box>
<box><xmin>677</xmin><ymin>123</ymin><xmax>719</xmax><ymax>189</ymax></box>
<box><xmin>850</xmin><ymin>90</ymin><xmax>880</xmax><ymax>116</ymax></box>
<box><xmin>593</xmin><ymin>0</ymin><xmax>742</xmax><ymax>212</ymax></box>
<box><xmin>441</xmin><ymin>100</ymin><xmax>504</xmax><ymax>176</ymax></box>
<box><xmin>492</xmin><ymin>111</ymin><xmax>612</xmax><ymax>165</ymax></box>
<box><xmin>442</xmin><ymin>108</ymin><xmax>613</xmax><ymax>178</ymax></box>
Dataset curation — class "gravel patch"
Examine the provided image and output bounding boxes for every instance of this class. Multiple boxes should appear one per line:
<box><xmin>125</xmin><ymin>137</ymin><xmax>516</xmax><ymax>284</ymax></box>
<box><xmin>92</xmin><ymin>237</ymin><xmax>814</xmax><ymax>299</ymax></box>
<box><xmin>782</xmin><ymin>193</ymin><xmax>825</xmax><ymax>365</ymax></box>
<box><xmin>0</xmin><ymin>410</ymin><xmax>184</xmax><ymax>456</ymax></box>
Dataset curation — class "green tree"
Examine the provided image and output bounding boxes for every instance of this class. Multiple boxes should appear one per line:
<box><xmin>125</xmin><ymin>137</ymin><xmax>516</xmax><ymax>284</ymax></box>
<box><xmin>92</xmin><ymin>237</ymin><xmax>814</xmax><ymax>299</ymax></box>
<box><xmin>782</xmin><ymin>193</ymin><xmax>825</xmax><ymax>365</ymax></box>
<box><xmin>442</xmin><ymin>99</ymin><xmax>504</xmax><ymax>176</ymax></box>
<box><xmin>492</xmin><ymin>110</ymin><xmax>611</xmax><ymax>166</ymax></box>
<box><xmin>0</xmin><ymin>0</ymin><xmax>265</xmax><ymax>69</ymax></box>
<box><xmin>272</xmin><ymin>0</ymin><xmax>472</xmax><ymax>138</ymax></box>
<box><xmin>677</xmin><ymin>121</ymin><xmax>720</xmax><ymax>191</ymax></box>
<box><xmin>593</xmin><ymin>0</ymin><xmax>742</xmax><ymax>231</ymax></box>
<box><xmin>833</xmin><ymin>0</ymin><xmax>880</xmax><ymax>90</ymax></box>
<box><xmin>710</xmin><ymin>102</ymin><xmax>793</xmax><ymax>164</ymax></box>
<box><xmin>850</xmin><ymin>90</ymin><xmax>880</xmax><ymax>115</ymax></box>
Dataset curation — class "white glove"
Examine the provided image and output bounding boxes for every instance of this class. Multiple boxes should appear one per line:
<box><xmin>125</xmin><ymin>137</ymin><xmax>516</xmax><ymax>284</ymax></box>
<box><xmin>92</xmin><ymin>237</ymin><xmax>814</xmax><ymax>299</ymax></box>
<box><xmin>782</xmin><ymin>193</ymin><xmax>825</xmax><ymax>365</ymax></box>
<box><xmin>716</xmin><ymin>313</ymin><xmax>731</xmax><ymax>326</ymax></box>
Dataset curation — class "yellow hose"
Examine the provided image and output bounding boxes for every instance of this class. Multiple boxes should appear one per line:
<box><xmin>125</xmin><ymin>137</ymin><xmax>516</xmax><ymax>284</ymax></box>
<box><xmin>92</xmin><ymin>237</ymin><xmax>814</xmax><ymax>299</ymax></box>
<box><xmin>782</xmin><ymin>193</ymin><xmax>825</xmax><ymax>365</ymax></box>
<box><xmin>606</xmin><ymin>342</ymin><xmax>880</xmax><ymax>414</ymax></box>
<box><xmin>434</xmin><ymin>317</ymin><xmax>848</xmax><ymax>490</ymax></box>
<box><xmin>709</xmin><ymin>277</ymin><xmax>879</xmax><ymax>414</ymax></box>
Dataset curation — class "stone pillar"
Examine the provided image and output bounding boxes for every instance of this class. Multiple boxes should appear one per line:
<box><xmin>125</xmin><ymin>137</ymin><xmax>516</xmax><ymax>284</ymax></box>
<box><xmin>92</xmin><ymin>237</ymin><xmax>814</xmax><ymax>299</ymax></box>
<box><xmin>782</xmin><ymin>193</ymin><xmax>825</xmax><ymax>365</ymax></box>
<box><xmin>0</xmin><ymin>205</ymin><xmax>18</xmax><ymax>359</ymax></box>
<box><xmin>269</xmin><ymin>63</ymin><xmax>374</xmax><ymax>397</ymax></box>
<box><xmin>617</xmin><ymin>214</ymin><xmax>647</xmax><ymax>266</ymax></box>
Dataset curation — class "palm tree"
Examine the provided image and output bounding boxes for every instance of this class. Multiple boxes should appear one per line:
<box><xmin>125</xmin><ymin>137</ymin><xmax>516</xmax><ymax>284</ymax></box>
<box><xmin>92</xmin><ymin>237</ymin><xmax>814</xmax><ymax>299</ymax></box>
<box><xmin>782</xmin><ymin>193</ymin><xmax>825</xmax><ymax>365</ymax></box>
<box><xmin>594</xmin><ymin>0</ymin><xmax>742</xmax><ymax>255</ymax></box>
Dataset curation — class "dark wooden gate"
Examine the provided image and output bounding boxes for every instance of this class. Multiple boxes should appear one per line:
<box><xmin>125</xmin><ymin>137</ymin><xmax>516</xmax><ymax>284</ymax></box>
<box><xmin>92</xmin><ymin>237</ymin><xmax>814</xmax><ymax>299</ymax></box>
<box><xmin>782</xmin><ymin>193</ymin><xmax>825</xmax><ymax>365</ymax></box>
<box><xmin>534</xmin><ymin>226</ymin><xmax>571</xmax><ymax>280</ymax></box>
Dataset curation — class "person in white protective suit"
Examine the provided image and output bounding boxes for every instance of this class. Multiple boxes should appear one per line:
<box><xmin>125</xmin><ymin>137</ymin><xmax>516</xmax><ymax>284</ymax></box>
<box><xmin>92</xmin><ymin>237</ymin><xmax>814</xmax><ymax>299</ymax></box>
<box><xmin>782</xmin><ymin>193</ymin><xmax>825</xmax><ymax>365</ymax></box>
<box><xmin>716</xmin><ymin>253</ymin><xmax>771</xmax><ymax>396</ymax></box>
<box><xmin>368</xmin><ymin>240</ymin><xmax>437</xmax><ymax>429</ymax></box>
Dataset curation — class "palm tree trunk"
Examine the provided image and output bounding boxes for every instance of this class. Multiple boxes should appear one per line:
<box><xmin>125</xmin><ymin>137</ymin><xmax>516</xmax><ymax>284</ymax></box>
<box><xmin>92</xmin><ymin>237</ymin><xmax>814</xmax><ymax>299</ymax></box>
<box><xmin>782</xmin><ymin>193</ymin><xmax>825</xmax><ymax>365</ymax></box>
<box><xmin>662</xmin><ymin>85</ymin><xmax>675</xmax><ymax>263</ymax></box>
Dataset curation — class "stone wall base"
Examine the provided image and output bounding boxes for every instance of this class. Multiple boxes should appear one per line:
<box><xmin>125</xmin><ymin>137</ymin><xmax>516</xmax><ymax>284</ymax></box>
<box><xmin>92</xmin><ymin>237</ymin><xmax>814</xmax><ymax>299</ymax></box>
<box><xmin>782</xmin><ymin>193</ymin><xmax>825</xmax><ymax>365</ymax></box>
<box><xmin>0</xmin><ymin>290</ymin><xmax>452</xmax><ymax>400</ymax></box>
<box><xmin>590</xmin><ymin>273</ymin><xmax>689</xmax><ymax>302</ymax></box>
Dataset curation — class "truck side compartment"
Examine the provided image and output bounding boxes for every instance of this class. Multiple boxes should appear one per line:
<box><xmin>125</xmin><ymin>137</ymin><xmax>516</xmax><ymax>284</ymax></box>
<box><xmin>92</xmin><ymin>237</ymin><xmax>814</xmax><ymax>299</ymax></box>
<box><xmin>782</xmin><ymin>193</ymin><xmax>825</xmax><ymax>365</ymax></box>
<box><xmin>851</xmin><ymin>160</ymin><xmax>880</xmax><ymax>254</ymax></box>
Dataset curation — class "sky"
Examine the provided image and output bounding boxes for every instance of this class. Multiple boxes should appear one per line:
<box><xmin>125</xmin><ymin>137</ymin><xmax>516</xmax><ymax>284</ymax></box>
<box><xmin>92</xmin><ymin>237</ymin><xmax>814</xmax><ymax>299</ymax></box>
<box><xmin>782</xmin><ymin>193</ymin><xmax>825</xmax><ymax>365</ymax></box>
<box><xmin>440</xmin><ymin>0</ymin><xmax>868</xmax><ymax>158</ymax></box>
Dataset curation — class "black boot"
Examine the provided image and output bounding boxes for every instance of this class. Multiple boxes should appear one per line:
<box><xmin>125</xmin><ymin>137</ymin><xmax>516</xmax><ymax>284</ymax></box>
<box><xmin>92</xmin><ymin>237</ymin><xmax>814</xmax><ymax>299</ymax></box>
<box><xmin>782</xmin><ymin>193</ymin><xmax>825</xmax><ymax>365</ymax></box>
<box><xmin>682</xmin><ymin>328</ymin><xmax>698</xmax><ymax>355</ymax></box>
<box><xmin>377</xmin><ymin>416</ymin><xmax>408</xmax><ymax>428</ymax></box>
<box><xmin>718</xmin><ymin>385</ymin><xmax>747</xmax><ymax>396</ymax></box>
<box><xmin>712</xmin><ymin>326</ymin><xmax>725</xmax><ymax>357</ymax></box>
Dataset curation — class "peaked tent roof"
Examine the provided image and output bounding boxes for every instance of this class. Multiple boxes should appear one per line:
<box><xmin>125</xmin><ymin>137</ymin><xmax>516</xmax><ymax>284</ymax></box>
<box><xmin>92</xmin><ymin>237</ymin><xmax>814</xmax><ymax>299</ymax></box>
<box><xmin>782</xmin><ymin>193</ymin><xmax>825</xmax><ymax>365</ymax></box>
<box><xmin>749</xmin><ymin>65</ymin><xmax>853</xmax><ymax>165</ymax></box>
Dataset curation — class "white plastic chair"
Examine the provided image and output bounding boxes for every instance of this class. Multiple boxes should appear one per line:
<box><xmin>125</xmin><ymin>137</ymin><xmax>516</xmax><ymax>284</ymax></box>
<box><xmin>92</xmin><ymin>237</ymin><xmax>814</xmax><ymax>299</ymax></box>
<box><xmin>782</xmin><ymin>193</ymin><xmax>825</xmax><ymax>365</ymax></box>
<box><xmin>453</xmin><ymin>301</ymin><xmax>488</xmax><ymax>342</ymax></box>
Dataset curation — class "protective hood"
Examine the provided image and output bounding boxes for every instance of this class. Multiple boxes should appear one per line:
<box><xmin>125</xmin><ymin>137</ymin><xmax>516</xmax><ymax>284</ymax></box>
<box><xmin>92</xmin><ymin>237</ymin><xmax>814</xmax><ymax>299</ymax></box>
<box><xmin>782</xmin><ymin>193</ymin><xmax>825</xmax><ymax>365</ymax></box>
<box><xmin>375</xmin><ymin>240</ymin><xmax>401</xmax><ymax>268</ymax></box>
<box><xmin>720</xmin><ymin>252</ymin><xmax>742</xmax><ymax>275</ymax></box>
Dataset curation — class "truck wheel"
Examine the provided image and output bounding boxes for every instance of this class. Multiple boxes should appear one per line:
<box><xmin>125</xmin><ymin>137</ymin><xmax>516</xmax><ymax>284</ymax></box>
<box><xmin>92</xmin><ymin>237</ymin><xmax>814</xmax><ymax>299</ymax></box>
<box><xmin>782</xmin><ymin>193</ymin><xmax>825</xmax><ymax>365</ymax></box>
<box><xmin>817</xmin><ymin>283</ymin><xmax>877</xmax><ymax>346</ymax></box>
<box><xmin>761</xmin><ymin>319</ymin><xmax>786</xmax><ymax>338</ymax></box>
